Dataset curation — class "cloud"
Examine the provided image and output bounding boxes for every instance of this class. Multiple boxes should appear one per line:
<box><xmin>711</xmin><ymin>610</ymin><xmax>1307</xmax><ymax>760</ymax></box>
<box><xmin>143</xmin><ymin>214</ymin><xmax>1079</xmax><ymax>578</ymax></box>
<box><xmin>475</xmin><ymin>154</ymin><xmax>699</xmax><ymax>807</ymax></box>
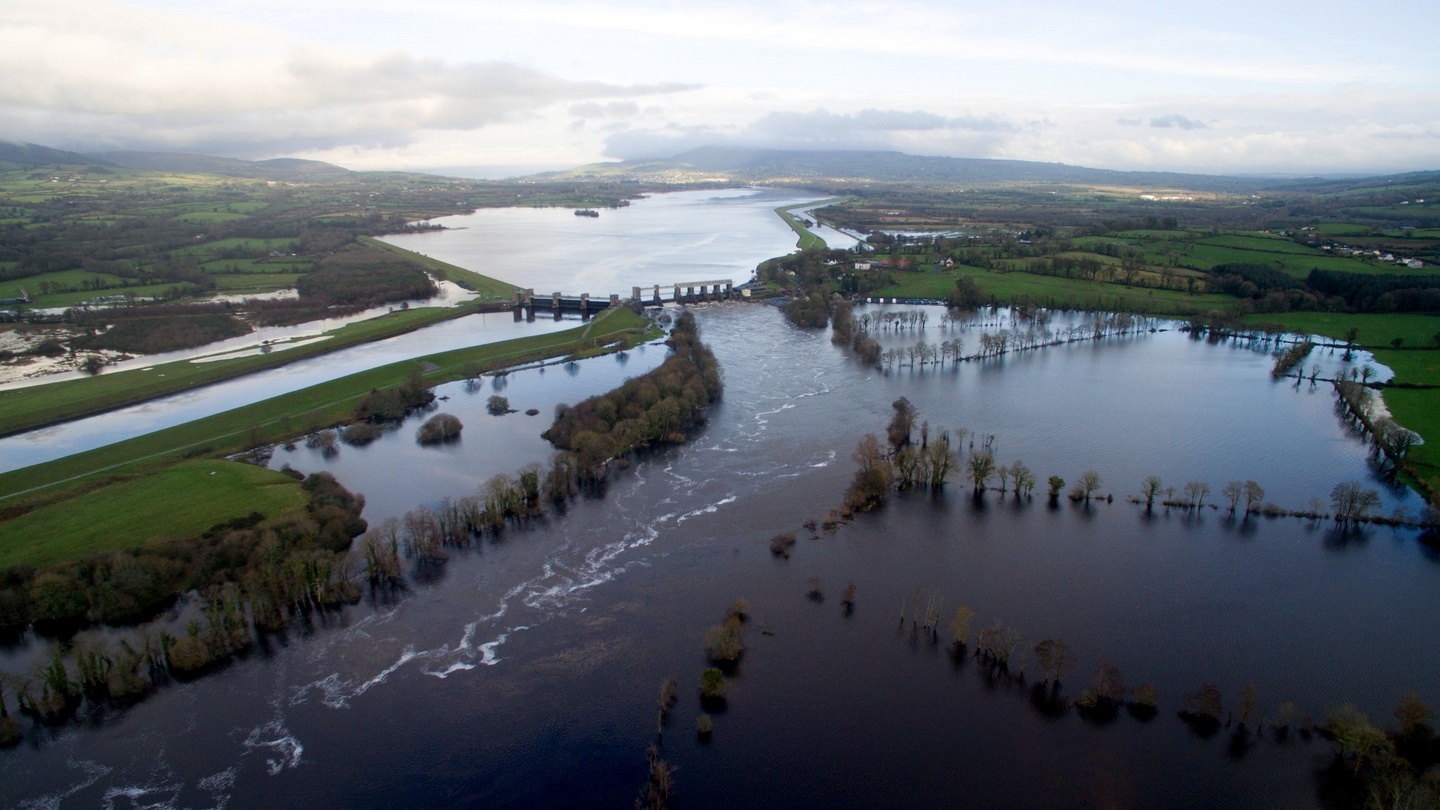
<box><xmin>602</xmin><ymin>107</ymin><xmax>1022</xmax><ymax>160</ymax></box>
<box><xmin>0</xmin><ymin>0</ymin><xmax>692</xmax><ymax>156</ymax></box>
<box><xmin>1149</xmin><ymin>114</ymin><xmax>1209</xmax><ymax>130</ymax></box>
<box><xmin>568</xmin><ymin>101</ymin><xmax>642</xmax><ymax>119</ymax></box>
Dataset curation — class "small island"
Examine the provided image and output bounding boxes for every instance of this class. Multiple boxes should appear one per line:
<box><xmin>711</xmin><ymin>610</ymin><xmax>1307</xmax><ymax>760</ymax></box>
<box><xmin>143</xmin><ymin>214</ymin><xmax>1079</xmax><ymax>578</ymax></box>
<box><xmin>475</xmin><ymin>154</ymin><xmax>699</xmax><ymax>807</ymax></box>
<box><xmin>574</xmin><ymin>208</ymin><xmax>600</xmax><ymax>217</ymax></box>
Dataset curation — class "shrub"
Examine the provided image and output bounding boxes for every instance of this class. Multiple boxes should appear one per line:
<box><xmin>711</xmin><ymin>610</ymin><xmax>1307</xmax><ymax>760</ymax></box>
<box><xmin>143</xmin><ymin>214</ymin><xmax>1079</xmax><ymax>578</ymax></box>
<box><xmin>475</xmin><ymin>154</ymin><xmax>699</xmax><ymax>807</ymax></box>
<box><xmin>704</xmin><ymin>623</ymin><xmax>744</xmax><ymax>663</ymax></box>
<box><xmin>700</xmin><ymin>667</ymin><xmax>727</xmax><ymax>698</ymax></box>
<box><xmin>417</xmin><ymin>413</ymin><xmax>463</xmax><ymax>444</ymax></box>
<box><xmin>768</xmin><ymin>532</ymin><xmax>797</xmax><ymax>558</ymax></box>
<box><xmin>341</xmin><ymin>422</ymin><xmax>384</xmax><ymax>446</ymax></box>
<box><xmin>696</xmin><ymin>714</ymin><xmax>713</xmax><ymax>736</ymax></box>
<box><xmin>487</xmin><ymin>395</ymin><xmax>511</xmax><ymax>415</ymax></box>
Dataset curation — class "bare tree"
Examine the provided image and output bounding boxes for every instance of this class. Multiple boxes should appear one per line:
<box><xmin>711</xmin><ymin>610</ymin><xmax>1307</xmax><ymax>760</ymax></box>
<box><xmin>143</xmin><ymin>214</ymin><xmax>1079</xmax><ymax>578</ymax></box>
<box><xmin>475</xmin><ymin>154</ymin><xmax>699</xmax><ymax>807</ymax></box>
<box><xmin>1077</xmin><ymin>470</ymin><xmax>1102</xmax><ymax>502</ymax></box>
<box><xmin>967</xmin><ymin>452</ymin><xmax>996</xmax><ymax>492</ymax></box>
<box><xmin>1242</xmin><ymin>481</ymin><xmax>1265</xmax><ymax>514</ymax></box>
<box><xmin>948</xmin><ymin>605</ymin><xmax>976</xmax><ymax>647</ymax></box>
<box><xmin>1034</xmin><ymin>638</ymin><xmax>1076</xmax><ymax>684</ymax></box>
<box><xmin>1222</xmin><ymin>481</ymin><xmax>1243</xmax><ymax>512</ymax></box>
<box><xmin>1141</xmin><ymin>476</ymin><xmax>1162</xmax><ymax>511</ymax></box>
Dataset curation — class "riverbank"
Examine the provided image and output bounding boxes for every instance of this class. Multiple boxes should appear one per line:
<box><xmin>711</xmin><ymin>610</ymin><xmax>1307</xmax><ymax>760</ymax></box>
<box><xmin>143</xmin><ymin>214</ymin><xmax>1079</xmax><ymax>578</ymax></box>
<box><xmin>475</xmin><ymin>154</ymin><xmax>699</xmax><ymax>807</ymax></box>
<box><xmin>775</xmin><ymin>200</ymin><xmax>837</xmax><ymax>251</ymax></box>
<box><xmin>0</xmin><ymin>243</ymin><xmax>520</xmax><ymax>439</ymax></box>
<box><xmin>1239</xmin><ymin>311</ymin><xmax>1440</xmax><ymax>505</ymax></box>
<box><xmin>0</xmin><ymin>307</ymin><xmax>653</xmax><ymax>553</ymax></box>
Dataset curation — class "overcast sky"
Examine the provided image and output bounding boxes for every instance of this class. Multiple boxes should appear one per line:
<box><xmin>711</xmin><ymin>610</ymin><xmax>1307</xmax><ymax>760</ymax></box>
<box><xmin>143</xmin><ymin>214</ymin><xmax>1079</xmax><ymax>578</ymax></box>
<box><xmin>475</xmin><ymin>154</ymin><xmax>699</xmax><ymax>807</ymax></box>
<box><xmin>3</xmin><ymin>0</ymin><xmax>1438</xmax><ymax>177</ymax></box>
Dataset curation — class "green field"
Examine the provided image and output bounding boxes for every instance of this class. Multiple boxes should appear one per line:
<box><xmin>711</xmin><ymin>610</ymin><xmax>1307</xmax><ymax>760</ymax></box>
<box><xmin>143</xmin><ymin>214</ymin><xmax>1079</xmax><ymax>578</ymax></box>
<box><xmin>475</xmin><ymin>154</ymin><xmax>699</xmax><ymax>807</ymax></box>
<box><xmin>209</xmin><ymin>272</ymin><xmax>303</xmax><ymax>292</ymax></box>
<box><xmin>0</xmin><ymin>460</ymin><xmax>306</xmax><ymax>569</ymax></box>
<box><xmin>1377</xmin><ymin>384</ymin><xmax>1440</xmax><ymax>484</ymax></box>
<box><xmin>0</xmin><ymin>268</ymin><xmax>127</xmax><ymax>301</ymax></box>
<box><xmin>173</xmin><ymin>237</ymin><xmax>298</xmax><ymax>257</ymax></box>
<box><xmin>0</xmin><ymin>306</ymin><xmax>650</xmax><ymax>509</ymax></box>
<box><xmin>1140</xmin><ymin>240</ymin><xmax>1383</xmax><ymax>277</ymax></box>
<box><xmin>873</xmin><ymin>267</ymin><xmax>1238</xmax><ymax>315</ymax></box>
<box><xmin>1241</xmin><ymin>312</ymin><xmax>1440</xmax><ymax>348</ymax></box>
<box><xmin>0</xmin><ymin>274</ymin><xmax>198</xmax><ymax>309</ymax></box>
<box><xmin>199</xmin><ymin>258</ymin><xmax>312</xmax><ymax>274</ymax></box>
<box><xmin>1194</xmin><ymin>234</ymin><xmax>1321</xmax><ymax>254</ymax></box>
<box><xmin>175</xmin><ymin>211</ymin><xmax>251</xmax><ymax>224</ymax></box>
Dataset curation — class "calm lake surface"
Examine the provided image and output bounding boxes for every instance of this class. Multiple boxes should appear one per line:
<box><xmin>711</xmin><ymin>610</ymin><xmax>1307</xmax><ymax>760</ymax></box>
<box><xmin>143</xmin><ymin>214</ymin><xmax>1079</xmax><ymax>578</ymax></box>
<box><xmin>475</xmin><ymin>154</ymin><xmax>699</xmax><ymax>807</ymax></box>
<box><xmin>2</xmin><ymin>190</ymin><xmax>1436</xmax><ymax>809</ymax></box>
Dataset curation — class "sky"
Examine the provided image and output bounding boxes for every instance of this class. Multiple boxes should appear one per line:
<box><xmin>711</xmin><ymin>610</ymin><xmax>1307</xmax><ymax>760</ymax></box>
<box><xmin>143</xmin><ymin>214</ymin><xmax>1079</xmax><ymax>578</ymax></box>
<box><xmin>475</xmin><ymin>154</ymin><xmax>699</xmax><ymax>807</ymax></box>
<box><xmin>2</xmin><ymin>0</ymin><xmax>1438</xmax><ymax>177</ymax></box>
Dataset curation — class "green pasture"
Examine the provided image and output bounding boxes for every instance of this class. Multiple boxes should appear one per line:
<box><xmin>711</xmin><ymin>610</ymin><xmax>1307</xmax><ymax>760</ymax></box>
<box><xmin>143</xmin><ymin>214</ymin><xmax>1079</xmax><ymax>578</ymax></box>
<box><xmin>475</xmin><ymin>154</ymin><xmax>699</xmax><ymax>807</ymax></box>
<box><xmin>1142</xmin><ymin>241</ymin><xmax>1385</xmax><ymax>277</ymax></box>
<box><xmin>1241</xmin><ymin>312</ymin><xmax>1440</xmax><ymax>348</ymax></box>
<box><xmin>872</xmin><ymin>267</ymin><xmax>1238</xmax><ymax>315</ymax></box>
<box><xmin>209</xmin><ymin>273</ymin><xmax>303</xmax><ymax>292</ymax></box>
<box><xmin>0</xmin><ymin>460</ymin><xmax>306</xmax><ymax>569</ymax></box>
<box><xmin>0</xmin><ymin>269</ymin><xmax>125</xmax><ymax>300</ymax></box>
<box><xmin>199</xmin><ymin>258</ymin><xmax>312</xmax><ymax>274</ymax></box>
<box><xmin>1195</xmin><ymin>234</ymin><xmax>1320</xmax><ymax>254</ymax></box>
<box><xmin>175</xmin><ymin>211</ymin><xmax>251</xmax><ymax>224</ymax></box>
<box><xmin>174</xmin><ymin>237</ymin><xmax>298</xmax><ymax>257</ymax></box>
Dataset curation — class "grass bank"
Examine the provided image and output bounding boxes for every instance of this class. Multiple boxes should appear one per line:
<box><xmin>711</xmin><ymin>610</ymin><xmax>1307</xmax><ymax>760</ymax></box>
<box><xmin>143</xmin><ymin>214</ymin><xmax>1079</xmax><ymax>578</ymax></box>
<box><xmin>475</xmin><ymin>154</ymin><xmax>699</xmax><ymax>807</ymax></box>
<box><xmin>0</xmin><ymin>459</ymin><xmax>306</xmax><ymax>569</ymax></box>
<box><xmin>776</xmin><ymin>201</ymin><xmax>836</xmax><ymax>252</ymax></box>
<box><xmin>0</xmin><ymin>307</ymin><xmax>651</xmax><ymax>528</ymax></box>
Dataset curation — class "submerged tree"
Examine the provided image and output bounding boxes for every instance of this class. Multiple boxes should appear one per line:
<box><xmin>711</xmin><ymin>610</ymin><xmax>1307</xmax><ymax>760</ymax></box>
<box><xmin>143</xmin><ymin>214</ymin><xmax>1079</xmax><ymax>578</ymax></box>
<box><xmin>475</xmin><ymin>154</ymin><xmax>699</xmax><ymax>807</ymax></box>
<box><xmin>1242</xmin><ymin>481</ymin><xmax>1265</xmax><ymax>514</ymax></box>
<box><xmin>886</xmin><ymin>396</ymin><xmax>917</xmax><ymax>450</ymax></box>
<box><xmin>1331</xmin><ymin>481</ymin><xmax>1382</xmax><ymax>525</ymax></box>
<box><xmin>1047</xmin><ymin>475</ymin><xmax>1065</xmax><ymax>499</ymax></box>
<box><xmin>1222</xmin><ymin>481</ymin><xmax>1243</xmax><ymax>512</ymax></box>
<box><xmin>1142</xmin><ymin>476</ymin><xmax>1162</xmax><ymax>511</ymax></box>
<box><xmin>1034</xmin><ymin>638</ymin><xmax>1076</xmax><ymax>685</ymax></box>
<box><xmin>967</xmin><ymin>452</ymin><xmax>996</xmax><ymax>493</ymax></box>
<box><xmin>416</xmin><ymin>413</ymin><xmax>463</xmax><ymax>444</ymax></box>
<box><xmin>948</xmin><ymin>605</ymin><xmax>977</xmax><ymax>647</ymax></box>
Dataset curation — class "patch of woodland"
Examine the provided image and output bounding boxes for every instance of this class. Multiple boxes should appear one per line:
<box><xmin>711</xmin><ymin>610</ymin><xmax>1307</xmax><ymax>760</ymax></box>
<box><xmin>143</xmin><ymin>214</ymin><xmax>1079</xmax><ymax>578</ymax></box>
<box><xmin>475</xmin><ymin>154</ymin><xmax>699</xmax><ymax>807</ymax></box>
<box><xmin>294</xmin><ymin>247</ymin><xmax>437</xmax><ymax>308</ymax></box>
<box><xmin>543</xmin><ymin>311</ymin><xmax>721</xmax><ymax>472</ymax></box>
<box><xmin>71</xmin><ymin>304</ymin><xmax>251</xmax><ymax>354</ymax></box>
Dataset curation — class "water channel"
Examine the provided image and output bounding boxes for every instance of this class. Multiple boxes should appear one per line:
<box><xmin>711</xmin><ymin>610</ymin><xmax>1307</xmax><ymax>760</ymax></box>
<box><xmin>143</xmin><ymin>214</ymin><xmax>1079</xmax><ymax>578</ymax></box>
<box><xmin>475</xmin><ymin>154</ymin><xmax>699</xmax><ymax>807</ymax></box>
<box><xmin>1</xmin><ymin>189</ymin><xmax>1436</xmax><ymax>808</ymax></box>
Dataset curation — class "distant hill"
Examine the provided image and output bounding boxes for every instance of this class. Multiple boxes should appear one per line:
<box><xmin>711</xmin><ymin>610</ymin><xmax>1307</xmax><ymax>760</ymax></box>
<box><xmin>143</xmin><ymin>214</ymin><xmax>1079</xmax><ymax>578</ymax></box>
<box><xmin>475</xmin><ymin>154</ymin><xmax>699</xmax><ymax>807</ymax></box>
<box><xmin>94</xmin><ymin>151</ymin><xmax>354</xmax><ymax>182</ymax></box>
<box><xmin>0</xmin><ymin>142</ymin><xmax>108</xmax><ymax>170</ymax></box>
<box><xmin>545</xmin><ymin>147</ymin><xmax>1291</xmax><ymax>193</ymax></box>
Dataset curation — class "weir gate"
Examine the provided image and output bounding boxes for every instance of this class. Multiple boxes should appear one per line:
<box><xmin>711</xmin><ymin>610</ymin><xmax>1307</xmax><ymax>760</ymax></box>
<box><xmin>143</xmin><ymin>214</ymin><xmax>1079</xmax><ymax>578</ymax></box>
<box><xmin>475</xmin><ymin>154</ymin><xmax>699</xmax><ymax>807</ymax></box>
<box><xmin>512</xmin><ymin>280</ymin><xmax>734</xmax><ymax>320</ymax></box>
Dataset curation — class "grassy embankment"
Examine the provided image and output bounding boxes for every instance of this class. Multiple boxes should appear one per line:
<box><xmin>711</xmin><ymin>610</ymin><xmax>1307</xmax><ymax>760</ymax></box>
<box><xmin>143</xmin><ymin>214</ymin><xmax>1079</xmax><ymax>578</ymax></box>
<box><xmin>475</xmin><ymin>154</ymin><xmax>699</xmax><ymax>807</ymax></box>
<box><xmin>0</xmin><ymin>306</ymin><xmax>653</xmax><ymax>566</ymax></box>
<box><xmin>0</xmin><ymin>243</ymin><xmax>519</xmax><ymax>438</ymax></box>
<box><xmin>776</xmin><ymin>201</ymin><xmax>836</xmax><ymax>252</ymax></box>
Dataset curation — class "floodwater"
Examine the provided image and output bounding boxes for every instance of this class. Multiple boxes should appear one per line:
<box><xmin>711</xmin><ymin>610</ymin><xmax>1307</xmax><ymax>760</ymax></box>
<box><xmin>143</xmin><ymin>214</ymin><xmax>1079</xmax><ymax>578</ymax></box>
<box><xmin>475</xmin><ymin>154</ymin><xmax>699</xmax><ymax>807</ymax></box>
<box><xmin>2</xmin><ymin>299</ymin><xmax>1435</xmax><ymax>809</ymax></box>
<box><xmin>0</xmin><ymin>187</ymin><xmax>820</xmax><ymax>473</ymax></box>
